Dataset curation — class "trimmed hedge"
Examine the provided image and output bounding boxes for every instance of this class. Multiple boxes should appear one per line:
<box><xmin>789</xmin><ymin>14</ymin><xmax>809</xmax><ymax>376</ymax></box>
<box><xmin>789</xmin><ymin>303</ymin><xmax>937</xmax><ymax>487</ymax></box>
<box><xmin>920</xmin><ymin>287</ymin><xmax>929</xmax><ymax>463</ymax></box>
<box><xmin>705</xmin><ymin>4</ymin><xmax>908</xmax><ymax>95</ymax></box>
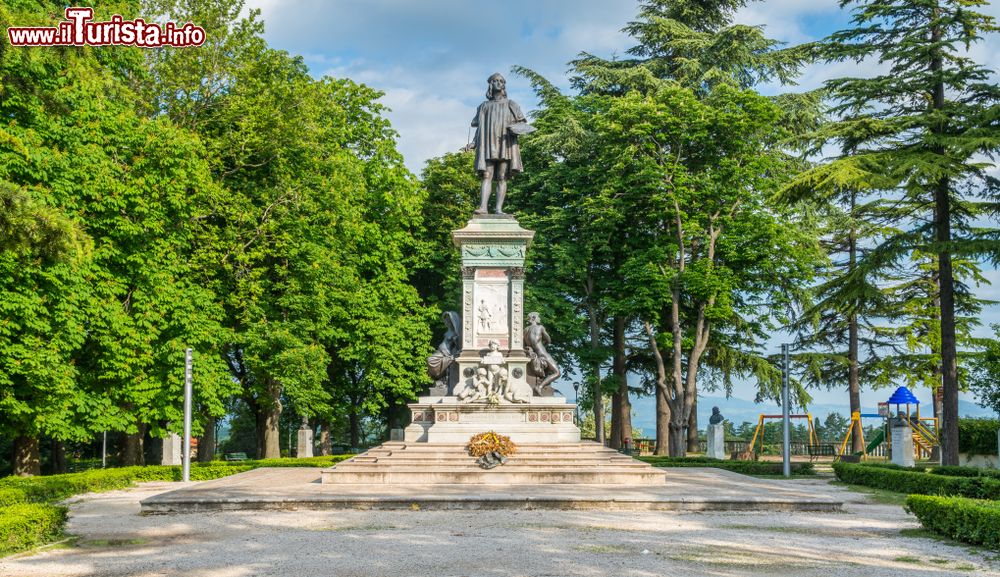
<box><xmin>0</xmin><ymin>454</ymin><xmax>352</xmax><ymax>557</ymax></box>
<box><xmin>928</xmin><ymin>465</ymin><xmax>1000</xmax><ymax>480</ymax></box>
<box><xmin>0</xmin><ymin>456</ymin><xmax>351</xmax><ymax>504</ymax></box>
<box><xmin>639</xmin><ymin>456</ymin><xmax>815</xmax><ymax>475</ymax></box>
<box><xmin>906</xmin><ymin>495</ymin><xmax>1000</xmax><ymax>550</ymax></box>
<box><xmin>833</xmin><ymin>462</ymin><xmax>1000</xmax><ymax>499</ymax></box>
<box><xmin>958</xmin><ymin>418</ymin><xmax>999</xmax><ymax>456</ymax></box>
<box><xmin>0</xmin><ymin>504</ymin><xmax>66</xmax><ymax>556</ymax></box>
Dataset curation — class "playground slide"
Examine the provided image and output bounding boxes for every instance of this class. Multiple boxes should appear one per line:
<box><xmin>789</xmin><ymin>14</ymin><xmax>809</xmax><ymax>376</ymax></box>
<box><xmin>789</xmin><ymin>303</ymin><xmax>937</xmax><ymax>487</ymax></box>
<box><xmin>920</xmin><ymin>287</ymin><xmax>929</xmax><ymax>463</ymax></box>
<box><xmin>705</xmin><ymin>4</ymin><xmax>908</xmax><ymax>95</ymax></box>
<box><xmin>858</xmin><ymin>428</ymin><xmax>885</xmax><ymax>456</ymax></box>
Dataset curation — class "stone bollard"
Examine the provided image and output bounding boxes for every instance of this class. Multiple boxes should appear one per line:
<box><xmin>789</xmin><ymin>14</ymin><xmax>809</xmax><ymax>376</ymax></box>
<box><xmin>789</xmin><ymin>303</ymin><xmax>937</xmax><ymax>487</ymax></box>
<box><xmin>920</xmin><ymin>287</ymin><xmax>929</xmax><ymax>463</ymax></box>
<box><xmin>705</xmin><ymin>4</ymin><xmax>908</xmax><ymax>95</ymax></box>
<box><xmin>297</xmin><ymin>426</ymin><xmax>314</xmax><ymax>458</ymax></box>
<box><xmin>161</xmin><ymin>433</ymin><xmax>182</xmax><ymax>466</ymax></box>
<box><xmin>890</xmin><ymin>421</ymin><xmax>914</xmax><ymax>468</ymax></box>
<box><xmin>706</xmin><ymin>423</ymin><xmax>726</xmax><ymax>460</ymax></box>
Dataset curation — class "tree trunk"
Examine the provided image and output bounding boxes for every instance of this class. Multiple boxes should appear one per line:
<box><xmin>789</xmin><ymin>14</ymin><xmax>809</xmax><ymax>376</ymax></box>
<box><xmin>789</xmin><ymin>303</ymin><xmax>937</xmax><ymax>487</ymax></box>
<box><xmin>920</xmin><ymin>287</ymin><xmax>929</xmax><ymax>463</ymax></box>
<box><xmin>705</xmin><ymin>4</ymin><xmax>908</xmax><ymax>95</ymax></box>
<box><xmin>687</xmin><ymin>397</ymin><xmax>699</xmax><ymax>453</ymax></box>
<box><xmin>318</xmin><ymin>421</ymin><xmax>332</xmax><ymax>456</ymax></box>
<box><xmin>644</xmin><ymin>320</ymin><xmax>672</xmax><ymax>456</ymax></box>
<box><xmin>848</xmin><ymin>312</ymin><xmax>864</xmax><ymax>454</ymax></box>
<box><xmin>13</xmin><ymin>435</ymin><xmax>40</xmax><ymax>477</ymax></box>
<box><xmin>668</xmin><ymin>422</ymin><xmax>685</xmax><ymax>457</ymax></box>
<box><xmin>198</xmin><ymin>416</ymin><xmax>216</xmax><ymax>462</ymax></box>
<box><xmin>937</xmin><ymin>182</ymin><xmax>959</xmax><ymax>465</ymax></box>
<box><xmin>587</xmin><ymin>296</ymin><xmax>605</xmax><ymax>444</ymax></box>
<box><xmin>929</xmin><ymin>17</ymin><xmax>958</xmax><ymax>466</ymax></box>
<box><xmin>50</xmin><ymin>439</ymin><xmax>67</xmax><ymax>474</ymax></box>
<box><xmin>846</xmin><ymin>219</ymin><xmax>865</xmax><ymax>454</ymax></box>
<box><xmin>610</xmin><ymin>316</ymin><xmax>631</xmax><ymax>449</ymax></box>
<box><xmin>349</xmin><ymin>404</ymin><xmax>360</xmax><ymax>449</ymax></box>
<box><xmin>261</xmin><ymin>407</ymin><xmax>281</xmax><ymax>459</ymax></box>
<box><xmin>256</xmin><ymin>383</ymin><xmax>282</xmax><ymax>459</ymax></box>
<box><xmin>121</xmin><ymin>423</ymin><xmax>146</xmax><ymax>466</ymax></box>
<box><xmin>931</xmin><ymin>252</ymin><xmax>944</xmax><ymax>438</ymax></box>
<box><xmin>655</xmin><ymin>385</ymin><xmax>670</xmax><ymax>455</ymax></box>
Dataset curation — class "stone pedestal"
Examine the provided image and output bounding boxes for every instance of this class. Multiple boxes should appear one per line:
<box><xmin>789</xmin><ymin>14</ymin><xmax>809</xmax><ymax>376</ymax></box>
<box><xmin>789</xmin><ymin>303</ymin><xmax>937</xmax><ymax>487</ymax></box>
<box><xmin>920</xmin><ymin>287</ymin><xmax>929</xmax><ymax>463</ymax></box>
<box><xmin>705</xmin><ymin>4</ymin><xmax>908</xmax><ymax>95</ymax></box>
<box><xmin>403</xmin><ymin>215</ymin><xmax>580</xmax><ymax>446</ymax></box>
<box><xmin>706</xmin><ymin>423</ymin><xmax>726</xmax><ymax>460</ymax></box>
<box><xmin>161</xmin><ymin>433</ymin><xmax>182</xmax><ymax>466</ymax></box>
<box><xmin>452</xmin><ymin>216</ymin><xmax>534</xmax><ymax>397</ymax></box>
<box><xmin>405</xmin><ymin>396</ymin><xmax>580</xmax><ymax>444</ymax></box>
<box><xmin>891</xmin><ymin>424</ymin><xmax>914</xmax><ymax>467</ymax></box>
<box><xmin>297</xmin><ymin>428</ymin><xmax>314</xmax><ymax>458</ymax></box>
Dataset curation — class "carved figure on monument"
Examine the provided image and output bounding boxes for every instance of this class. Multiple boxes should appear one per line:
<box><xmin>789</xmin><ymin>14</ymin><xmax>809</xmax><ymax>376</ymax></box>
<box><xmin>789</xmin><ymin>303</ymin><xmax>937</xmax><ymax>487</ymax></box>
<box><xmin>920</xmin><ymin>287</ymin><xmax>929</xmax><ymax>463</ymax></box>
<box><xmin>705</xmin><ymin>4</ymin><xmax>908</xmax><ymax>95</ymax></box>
<box><xmin>709</xmin><ymin>406</ymin><xmax>724</xmax><ymax>425</ymax></box>
<box><xmin>478</xmin><ymin>299</ymin><xmax>495</xmax><ymax>332</ymax></box>
<box><xmin>501</xmin><ymin>367</ymin><xmax>531</xmax><ymax>404</ymax></box>
<box><xmin>426</xmin><ymin>311</ymin><xmax>462</xmax><ymax>395</ymax></box>
<box><xmin>481</xmin><ymin>338</ymin><xmax>505</xmax><ymax>365</ymax></box>
<box><xmin>458</xmin><ymin>368</ymin><xmax>490</xmax><ymax>402</ymax></box>
<box><xmin>466</xmin><ymin>73</ymin><xmax>534</xmax><ymax>215</ymax></box>
<box><xmin>524</xmin><ymin>312</ymin><xmax>561</xmax><ymax>396</ymax></box>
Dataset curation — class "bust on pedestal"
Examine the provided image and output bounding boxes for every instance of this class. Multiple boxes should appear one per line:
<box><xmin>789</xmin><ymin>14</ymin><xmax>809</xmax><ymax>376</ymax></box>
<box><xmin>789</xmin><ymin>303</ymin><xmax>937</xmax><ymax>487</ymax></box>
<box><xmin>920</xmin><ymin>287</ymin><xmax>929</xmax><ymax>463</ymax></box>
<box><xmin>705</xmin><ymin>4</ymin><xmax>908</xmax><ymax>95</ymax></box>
<box><xmin>297</xmin><ymin>416</ymin><xmax>314</xmax><ymax>459</ymax></box>
<box><xmin>890</xmin><ymin>412</ymin><xmax>914</xmax><ymax>468</ymax></box>
<box><xmin>706</xmin><ymin>407</ymin><xmax>726</xmax><ymax>460</ymax></box>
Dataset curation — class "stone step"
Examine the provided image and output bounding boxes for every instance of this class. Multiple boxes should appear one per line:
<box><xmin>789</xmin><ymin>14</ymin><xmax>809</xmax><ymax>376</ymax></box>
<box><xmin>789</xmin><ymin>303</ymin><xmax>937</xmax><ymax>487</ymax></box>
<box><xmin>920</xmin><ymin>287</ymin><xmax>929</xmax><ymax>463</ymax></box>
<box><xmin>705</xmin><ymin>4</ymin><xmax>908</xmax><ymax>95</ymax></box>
<box><xmin>378</xmin><ymin>441</ymin><xmax>605</xmax><ymax>448</ymax></box>
<box><xmin>362</xmin><ymin>450</ymin><xmax>629</xmax><ymax>460</ymax></box>
<box><xmin>320</xmin><ymin>467</ymin><xmax>667</xmax><ymax>485</ymax></box>
<box><xmin>366</xmin><ymin>445</ymin><xmax>623</xmax><ymax>455</ymax></box>
<box><xmin>337</xmin><ymin>458</ymin><xmax>648</xmax><ymax>468</ymax></box>
<box><xmin>322</xmin><ymin>441</ymin><xmax>664</xmax><ymax>486</ymax></box>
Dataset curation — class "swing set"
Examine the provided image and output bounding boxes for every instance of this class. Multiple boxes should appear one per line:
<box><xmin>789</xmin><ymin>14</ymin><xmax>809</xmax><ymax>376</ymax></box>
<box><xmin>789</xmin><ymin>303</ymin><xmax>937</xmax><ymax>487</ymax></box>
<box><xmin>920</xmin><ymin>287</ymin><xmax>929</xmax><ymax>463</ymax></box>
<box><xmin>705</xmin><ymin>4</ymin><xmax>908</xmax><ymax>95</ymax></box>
<box><xmin>747</xmin><ymin>413</ymin><xmax>819</xmax><ymax>456</ymax></box>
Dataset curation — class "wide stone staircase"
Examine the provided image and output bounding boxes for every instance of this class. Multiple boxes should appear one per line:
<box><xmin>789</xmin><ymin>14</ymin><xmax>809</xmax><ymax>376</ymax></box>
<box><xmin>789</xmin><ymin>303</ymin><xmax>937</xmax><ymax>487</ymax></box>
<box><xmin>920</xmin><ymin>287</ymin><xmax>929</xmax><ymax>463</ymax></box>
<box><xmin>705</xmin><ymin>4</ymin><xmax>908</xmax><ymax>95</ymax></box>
<box><xmin>320</xmin><ymin>441</ymin><xmax>667</xmax><ymax>485</ymax></box>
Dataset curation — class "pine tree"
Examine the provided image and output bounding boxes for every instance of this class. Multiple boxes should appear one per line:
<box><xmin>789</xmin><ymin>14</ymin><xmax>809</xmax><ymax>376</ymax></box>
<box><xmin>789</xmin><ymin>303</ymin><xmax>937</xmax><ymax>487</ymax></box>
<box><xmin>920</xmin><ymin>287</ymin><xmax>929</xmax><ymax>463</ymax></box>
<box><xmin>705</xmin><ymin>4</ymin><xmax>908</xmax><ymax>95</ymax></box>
<box><xmin>791</xmin><ymin>0</ymin><xmax>1000</xmax><ymax>464</ymax></box>
<box><xmin>551</xmin><ymin>0</ymin><xmax>822</xmax><ymax>454</ymax></box>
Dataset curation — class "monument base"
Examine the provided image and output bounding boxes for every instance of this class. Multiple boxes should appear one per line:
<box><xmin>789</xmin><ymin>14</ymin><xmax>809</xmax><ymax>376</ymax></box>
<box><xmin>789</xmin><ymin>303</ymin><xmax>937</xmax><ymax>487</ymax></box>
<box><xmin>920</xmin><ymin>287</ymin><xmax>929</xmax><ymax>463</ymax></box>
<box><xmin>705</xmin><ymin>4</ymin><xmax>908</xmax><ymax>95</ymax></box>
<box><xmin>403</xmin><ymin>396</ymin><xmax>580</xmax><ymax>444</ymax></box>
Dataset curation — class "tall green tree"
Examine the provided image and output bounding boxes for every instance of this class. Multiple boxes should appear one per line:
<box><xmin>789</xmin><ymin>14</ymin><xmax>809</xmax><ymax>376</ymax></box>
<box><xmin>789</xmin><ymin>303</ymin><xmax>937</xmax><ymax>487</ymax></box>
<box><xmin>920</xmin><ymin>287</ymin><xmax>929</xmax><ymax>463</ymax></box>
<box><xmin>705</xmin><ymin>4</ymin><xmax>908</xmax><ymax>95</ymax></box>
<box><xmin>970</xmin><ymin>325</ymin><xmax>1000</xmax><ymax>415</ymax></box>
<box><xmin>530</xmin><ymin>0</ymin><xmax>820</xmax><ymax>453</ymax></box>
<box><xmin>781</xmin><ymin>175</ymin><xmax>902</xmax><ymax>454</ymax></box>
<box><xmin>141</xmin><ymin>0</ymin><xmax>431</xmax><ymax>456</ymax></box>
<box><xmin>1</xmin><ymin>0</ymin><xmax>236</xmax><ymax>471</ymax></box>
<box><xmin>787</xmin><ymin>0</ymin><xmax>1000</xmax><ymax>464</ymax></box>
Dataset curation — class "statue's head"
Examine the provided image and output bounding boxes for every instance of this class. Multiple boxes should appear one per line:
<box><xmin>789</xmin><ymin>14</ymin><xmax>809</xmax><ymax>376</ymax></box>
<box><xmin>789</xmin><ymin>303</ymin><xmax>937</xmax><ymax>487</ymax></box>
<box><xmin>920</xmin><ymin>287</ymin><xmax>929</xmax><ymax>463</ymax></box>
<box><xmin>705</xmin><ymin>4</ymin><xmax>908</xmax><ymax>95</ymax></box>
<box><xmin>712</xmin><ymin>406</ymin><xmax>720</xmax><ymax>415</ymax></box>
<box><xmin>477</xmin><ymin>367</ymin><xmax>487</xmax><ymax>377</ymax></box>
<box><xmin>486</xmin><ymin>73</ymin><xmax>507</xmax><ymax>100</ymax></box>
<box><xmin>488</xmin><ymin>338</ymin><xmax>501</xmax><ymax>351</ymax></box>
<box><xmin>528</xmin><ymin>311</ymin><xmax>540</xmax><ymax>324</ymax></box>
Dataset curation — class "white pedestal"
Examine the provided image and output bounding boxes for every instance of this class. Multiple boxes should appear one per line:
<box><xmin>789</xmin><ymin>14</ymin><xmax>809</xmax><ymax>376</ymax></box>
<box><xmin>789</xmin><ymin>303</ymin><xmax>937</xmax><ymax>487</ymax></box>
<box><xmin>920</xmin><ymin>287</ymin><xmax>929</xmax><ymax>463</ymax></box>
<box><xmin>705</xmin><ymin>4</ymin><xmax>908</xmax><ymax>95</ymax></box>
<box><xmin>404</xmin><ymin>396</ymin><xmax>580</xmax><ymax>444</ymax></box>
<box><xmin>706</xmin><ymin>423</ymin><xmax>726</xmax><ymax>460</ymax></box>
<box><xmin>297</xmin><ymin>428</ymin><xmax>314</xmax><ymax>458</ymax></box>
<box><xmin>891</xmin><ymin>425</ymin><xmax>914</xmax><ymax>467</ymax></box>
<box><xmin>161</xmin><ymin>433</ymin><xmax>182</xmax><ymax>466</ymax></box>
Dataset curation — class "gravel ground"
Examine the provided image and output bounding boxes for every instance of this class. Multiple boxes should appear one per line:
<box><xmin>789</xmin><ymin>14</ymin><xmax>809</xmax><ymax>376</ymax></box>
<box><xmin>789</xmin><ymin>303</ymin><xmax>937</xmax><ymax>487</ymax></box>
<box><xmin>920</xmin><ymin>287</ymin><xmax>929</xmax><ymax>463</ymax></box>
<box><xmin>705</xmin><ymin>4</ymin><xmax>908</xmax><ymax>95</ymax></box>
<box><xmin>1</xmin><ymin>477</ymin><xmax>996</xmax><ymax>577</ymax></box>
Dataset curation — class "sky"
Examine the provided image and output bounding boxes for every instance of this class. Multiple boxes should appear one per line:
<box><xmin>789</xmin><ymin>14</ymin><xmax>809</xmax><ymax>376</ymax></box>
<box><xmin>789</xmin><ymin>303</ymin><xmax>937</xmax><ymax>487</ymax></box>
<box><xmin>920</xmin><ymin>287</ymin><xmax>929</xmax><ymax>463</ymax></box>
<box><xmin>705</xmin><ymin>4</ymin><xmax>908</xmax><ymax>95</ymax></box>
<box><xmin>243</xmin><ymin>0</ymin><xmax>1000</xmax><ymax>412</ymax></box>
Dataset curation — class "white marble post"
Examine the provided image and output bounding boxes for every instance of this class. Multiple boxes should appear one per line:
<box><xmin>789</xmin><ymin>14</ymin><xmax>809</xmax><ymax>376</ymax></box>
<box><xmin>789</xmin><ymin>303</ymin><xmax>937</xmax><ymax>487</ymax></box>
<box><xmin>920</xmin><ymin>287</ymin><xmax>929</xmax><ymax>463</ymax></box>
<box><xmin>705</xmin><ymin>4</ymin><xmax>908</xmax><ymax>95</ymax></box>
<box><xmin>297</xmin><ymin>427</ymin><xmax>314</xmax><ymax>458</ymax></box>
<box><xmin>161</xmin><ymin>433</ymin><xmax>182</xmax><ymax>466</ymax></box>
<box><xmin>891</xmin><ymin>424</ymin><xmax>914</xmax><ymax>467</ymax></box>
<box><xmin>706</xmin><ymin>423</ymin><xmax>726</xmax><ymax>460</ymax></box>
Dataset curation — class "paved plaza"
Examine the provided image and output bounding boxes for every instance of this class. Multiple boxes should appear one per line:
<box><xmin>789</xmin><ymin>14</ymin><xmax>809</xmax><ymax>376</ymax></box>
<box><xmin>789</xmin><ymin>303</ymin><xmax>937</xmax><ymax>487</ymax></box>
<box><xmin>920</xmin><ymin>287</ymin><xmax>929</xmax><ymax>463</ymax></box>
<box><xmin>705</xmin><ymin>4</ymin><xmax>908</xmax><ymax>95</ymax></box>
<box><xmin>139</xmin><ymin>466</ymin><xmax>840</xmax><ymax>512</ymax></box>
<box><xmin>1</xmin><ymin>475</ymin><xmax>996</xmax><ymax>577</ymax></box>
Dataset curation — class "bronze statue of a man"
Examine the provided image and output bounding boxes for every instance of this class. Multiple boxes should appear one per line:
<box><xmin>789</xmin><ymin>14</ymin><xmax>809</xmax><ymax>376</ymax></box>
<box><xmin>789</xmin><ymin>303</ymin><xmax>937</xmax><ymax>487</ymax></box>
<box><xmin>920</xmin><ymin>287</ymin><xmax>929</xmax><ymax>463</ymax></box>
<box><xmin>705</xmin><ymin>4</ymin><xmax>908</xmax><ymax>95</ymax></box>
<box><xmin>469</xmin><ymin>73</ymin><xmax>533</xmax><ymax>215</ymax></box>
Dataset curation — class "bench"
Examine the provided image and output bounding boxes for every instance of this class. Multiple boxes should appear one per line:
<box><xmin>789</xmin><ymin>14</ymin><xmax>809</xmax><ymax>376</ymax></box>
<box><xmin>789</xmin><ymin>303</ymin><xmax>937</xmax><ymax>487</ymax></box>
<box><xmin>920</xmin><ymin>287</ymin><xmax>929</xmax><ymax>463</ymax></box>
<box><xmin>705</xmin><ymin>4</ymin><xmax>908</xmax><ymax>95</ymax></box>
<box><xmin>225</xmin><ymin>452</ymin><xmax>249</xmax><ymax>461</ymax></box>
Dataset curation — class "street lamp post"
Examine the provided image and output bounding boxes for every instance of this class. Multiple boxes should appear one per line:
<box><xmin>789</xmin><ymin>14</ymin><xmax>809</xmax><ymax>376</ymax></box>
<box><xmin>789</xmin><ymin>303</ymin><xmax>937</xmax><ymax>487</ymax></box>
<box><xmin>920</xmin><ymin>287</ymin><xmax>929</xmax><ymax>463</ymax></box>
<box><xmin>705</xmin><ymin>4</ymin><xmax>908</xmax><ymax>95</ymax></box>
<box><xmin>573</xmin><ymin>383</ymin><xmax>580</xmax><ymax>425</ymax></box>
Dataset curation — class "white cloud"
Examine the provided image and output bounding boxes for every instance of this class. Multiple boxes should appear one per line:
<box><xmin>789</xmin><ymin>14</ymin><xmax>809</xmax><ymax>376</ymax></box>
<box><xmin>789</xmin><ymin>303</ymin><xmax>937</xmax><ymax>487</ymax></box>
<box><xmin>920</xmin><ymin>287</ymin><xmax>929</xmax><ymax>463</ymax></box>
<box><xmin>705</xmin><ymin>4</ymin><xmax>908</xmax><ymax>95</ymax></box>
<box><xmin>245</xmin><ymin>0</ymin><xmax>635</xmax><ymax>172</ymax></box>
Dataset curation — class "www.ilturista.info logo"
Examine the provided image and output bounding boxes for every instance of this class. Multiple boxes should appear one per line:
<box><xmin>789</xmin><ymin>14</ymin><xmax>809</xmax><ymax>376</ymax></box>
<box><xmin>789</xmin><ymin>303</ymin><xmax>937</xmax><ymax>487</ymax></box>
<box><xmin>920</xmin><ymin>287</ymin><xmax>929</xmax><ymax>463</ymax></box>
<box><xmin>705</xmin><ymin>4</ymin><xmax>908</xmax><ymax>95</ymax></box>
<box><xmin>7</xmin><ymin>7</ymin><xmax>205</xmax><ymax>47</ymax></box>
